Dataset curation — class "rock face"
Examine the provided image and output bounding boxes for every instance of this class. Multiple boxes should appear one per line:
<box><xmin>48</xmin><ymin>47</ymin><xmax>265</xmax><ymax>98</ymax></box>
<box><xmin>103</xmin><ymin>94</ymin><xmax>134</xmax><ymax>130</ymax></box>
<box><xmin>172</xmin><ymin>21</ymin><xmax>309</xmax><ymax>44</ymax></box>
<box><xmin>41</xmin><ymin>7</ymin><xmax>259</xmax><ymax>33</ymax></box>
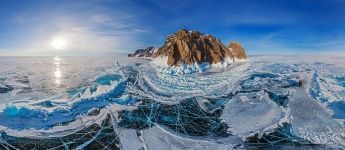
<box><xmin>128</xmin><ymin>47</ymin><xmax>158</xmax><ymax>57</ymax></box>
<box><xmin>153</xmin><ymin>29</ymin><xmax>246</xmax><ymax>66</ymax></box>
<box><xmin>228</xmin><ymin>42</ymin><xmax>246</xmax><ymax>60</ymax></box>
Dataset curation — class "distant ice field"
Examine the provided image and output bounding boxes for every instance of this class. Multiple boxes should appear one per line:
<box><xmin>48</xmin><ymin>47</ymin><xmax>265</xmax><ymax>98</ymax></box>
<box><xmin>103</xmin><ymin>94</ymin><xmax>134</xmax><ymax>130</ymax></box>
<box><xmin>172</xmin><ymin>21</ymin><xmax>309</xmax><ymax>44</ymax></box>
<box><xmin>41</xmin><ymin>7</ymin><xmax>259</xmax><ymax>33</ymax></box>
<box><xmin>0</xmin><ymin>55</ymin><xmax>344</xmax><ymax>149</ymax></box>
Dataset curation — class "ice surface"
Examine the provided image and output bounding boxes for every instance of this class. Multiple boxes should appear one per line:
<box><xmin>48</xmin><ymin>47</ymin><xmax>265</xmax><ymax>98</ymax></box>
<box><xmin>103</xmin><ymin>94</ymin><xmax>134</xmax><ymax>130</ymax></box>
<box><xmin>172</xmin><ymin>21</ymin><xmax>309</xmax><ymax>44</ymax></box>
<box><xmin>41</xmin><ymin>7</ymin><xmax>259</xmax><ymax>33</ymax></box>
<box><xmin>0</xmin><ymin>56</ymin><xmax>119</xmax><ymax>102</ymax></box>
<box><xmin>140</xmin><ymin>125</ymin><xmax>242</xmax><ymax>150</ymax></box>
<box><xmin>0</xmin><ymin>55</ymin><xmax>344</xmax><ymax>149</ymax></box>
<box><xmin>290</xmin><ymin>86</ymin><xmax>345</xmax><ymax>148</ymax></box>
<box><xmin>222</xmin><ymin>91</ymin><xmax>289</xmax><ymax>138</ymax></box>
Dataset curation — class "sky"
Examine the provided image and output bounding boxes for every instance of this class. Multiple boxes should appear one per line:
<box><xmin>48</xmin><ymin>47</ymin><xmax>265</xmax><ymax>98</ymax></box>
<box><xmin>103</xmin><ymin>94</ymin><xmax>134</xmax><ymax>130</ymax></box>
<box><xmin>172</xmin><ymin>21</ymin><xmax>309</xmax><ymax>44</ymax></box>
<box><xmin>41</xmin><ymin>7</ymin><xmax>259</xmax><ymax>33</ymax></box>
<box><xmin>0</xmin><ymin>0</ymin><xmax>345</xmax><ymax>56</ymax></box>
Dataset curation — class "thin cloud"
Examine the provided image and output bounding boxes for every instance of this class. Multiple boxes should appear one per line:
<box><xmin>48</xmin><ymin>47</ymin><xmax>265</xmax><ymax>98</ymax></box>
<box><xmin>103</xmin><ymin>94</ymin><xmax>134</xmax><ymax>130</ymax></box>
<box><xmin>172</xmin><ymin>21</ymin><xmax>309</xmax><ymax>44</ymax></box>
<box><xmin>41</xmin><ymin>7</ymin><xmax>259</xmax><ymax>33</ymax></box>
<box><xmin>0</xmin><ymin>2</ymin><xmax>150</xmax><ymax>56</ymax></box>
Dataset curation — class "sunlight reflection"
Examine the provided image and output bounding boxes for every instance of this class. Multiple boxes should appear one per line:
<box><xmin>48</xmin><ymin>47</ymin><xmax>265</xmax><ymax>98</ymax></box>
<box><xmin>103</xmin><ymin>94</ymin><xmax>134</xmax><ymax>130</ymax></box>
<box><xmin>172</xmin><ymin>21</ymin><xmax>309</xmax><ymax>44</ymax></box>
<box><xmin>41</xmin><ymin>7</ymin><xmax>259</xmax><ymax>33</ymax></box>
<box><xmin>53</xmin><ymin>56</ymin><xmax>62</xmax><ymax>86</ymax></box>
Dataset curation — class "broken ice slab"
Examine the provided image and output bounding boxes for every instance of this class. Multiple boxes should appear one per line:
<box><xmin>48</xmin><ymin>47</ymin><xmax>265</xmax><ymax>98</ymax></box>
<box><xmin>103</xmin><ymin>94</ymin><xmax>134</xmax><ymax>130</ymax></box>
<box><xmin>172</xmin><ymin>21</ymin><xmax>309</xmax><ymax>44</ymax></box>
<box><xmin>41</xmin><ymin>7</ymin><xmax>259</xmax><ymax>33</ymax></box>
<box><xmin>222</xmin><ymin>91</ymin><xmax>288</xmax><ymax>138</ymax></box>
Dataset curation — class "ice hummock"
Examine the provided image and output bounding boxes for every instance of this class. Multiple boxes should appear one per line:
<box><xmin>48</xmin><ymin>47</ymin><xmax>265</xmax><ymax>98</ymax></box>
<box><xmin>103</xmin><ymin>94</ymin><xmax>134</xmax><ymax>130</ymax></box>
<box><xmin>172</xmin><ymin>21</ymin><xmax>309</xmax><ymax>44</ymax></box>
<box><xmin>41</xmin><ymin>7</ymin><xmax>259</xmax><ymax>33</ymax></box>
<box><xmin>150</xmin><ymin>56</ymin><xmax>248</xmax><ymax>75</ymax></box>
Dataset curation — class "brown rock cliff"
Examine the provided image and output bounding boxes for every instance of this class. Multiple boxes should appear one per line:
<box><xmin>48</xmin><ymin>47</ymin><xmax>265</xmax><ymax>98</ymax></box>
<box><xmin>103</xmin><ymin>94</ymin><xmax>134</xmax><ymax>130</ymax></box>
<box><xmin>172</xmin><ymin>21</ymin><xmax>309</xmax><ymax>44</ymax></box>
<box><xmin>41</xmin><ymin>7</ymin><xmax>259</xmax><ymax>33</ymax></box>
<box><xmin>151</xmin><ymin>29</ymin><xmax>246</xmax><ymax>66</ymax></box>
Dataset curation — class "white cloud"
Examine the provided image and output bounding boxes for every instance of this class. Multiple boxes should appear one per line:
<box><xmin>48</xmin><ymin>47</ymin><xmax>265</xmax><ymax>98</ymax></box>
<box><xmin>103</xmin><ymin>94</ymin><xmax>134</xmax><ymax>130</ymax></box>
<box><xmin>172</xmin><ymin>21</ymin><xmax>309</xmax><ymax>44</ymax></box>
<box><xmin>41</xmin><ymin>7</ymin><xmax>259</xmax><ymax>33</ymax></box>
<box><xmin>25</xmin><ymin>25</ymin><xmax>144</xmax><ymax>55</ymax></box>
<box><xmin>3</xmin><ymin>9</ymin><xmax>149</xmax><ymax>56</ymax></box>
<box><xmin>91</xmin><ymin>14</ymin><xmax>114</xmax><ymax>23</ymax></box>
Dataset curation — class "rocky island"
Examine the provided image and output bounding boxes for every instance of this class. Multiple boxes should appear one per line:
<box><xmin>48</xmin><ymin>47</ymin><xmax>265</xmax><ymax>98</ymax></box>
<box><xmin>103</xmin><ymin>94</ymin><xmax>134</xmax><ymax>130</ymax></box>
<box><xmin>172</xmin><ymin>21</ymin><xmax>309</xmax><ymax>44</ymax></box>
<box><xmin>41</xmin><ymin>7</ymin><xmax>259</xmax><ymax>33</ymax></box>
<box><xmin>129</xmin><ymin>29</ymin><xmax>246</xmax><ymax>67</ymax></box>
<box><xmin>128</xmin><ymin>46</ymin><xmax>158</xmax><ymax>57</ymax></box>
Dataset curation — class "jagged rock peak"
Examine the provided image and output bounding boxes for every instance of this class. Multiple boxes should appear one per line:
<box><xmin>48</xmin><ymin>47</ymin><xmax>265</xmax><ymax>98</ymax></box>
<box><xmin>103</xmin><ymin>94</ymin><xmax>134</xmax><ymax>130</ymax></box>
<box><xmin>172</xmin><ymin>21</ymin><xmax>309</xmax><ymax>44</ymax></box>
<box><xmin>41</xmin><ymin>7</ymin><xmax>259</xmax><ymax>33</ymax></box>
<box><xmin>153</xmin><ymin>29</ymin><xmax>246</xmax><ymax>66</ymax></box>
<box><xmin>128</xmin><ymin>46</ymin><xmax>158</xmax><ymax>57</ymax></box>
<box><xmin>228</xmin><ymin>41</ymin><xmax>246</xmax><ymax>60</ymax></box>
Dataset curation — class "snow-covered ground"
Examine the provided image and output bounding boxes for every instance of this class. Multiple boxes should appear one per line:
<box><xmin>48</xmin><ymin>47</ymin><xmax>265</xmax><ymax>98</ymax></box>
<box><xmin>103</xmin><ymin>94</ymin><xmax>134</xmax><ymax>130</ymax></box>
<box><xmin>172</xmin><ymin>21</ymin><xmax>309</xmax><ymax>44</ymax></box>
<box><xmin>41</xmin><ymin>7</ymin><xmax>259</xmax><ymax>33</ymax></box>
<box><xmin>0</xmin><ymin>55</ymin><xmax>344</xmax><ymax>149</ymax></box>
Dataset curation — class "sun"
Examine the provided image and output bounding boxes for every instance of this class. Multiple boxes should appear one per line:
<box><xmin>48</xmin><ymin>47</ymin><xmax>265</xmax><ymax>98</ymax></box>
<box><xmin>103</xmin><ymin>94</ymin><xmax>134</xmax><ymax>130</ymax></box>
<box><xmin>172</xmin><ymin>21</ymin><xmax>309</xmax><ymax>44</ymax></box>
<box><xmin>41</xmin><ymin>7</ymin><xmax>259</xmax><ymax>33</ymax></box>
<box><xmin>51</xmin><ymin>37</ymin><xmax>67</xmax><ymax>50</ymax></box>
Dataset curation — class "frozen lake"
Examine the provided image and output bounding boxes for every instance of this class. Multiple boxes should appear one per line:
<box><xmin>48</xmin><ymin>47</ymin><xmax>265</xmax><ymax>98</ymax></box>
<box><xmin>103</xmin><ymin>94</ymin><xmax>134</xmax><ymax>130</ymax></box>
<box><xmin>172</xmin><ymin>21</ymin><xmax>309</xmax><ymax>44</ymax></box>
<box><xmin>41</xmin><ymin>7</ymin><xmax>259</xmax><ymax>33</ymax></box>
<box><xmin>0</xmin><ymin>55</ymin><xmax>344</xmax><ymax>149</ymax></box>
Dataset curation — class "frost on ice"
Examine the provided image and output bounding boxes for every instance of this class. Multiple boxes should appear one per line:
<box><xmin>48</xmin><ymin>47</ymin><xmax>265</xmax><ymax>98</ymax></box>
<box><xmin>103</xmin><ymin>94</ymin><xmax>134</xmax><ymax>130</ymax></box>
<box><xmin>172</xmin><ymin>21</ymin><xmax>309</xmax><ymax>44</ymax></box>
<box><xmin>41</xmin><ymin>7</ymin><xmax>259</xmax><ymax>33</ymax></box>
<box><xmin>0</xmin><ymin>55</ymin><xmax>344</xmax><ymax>149</ymax></box>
